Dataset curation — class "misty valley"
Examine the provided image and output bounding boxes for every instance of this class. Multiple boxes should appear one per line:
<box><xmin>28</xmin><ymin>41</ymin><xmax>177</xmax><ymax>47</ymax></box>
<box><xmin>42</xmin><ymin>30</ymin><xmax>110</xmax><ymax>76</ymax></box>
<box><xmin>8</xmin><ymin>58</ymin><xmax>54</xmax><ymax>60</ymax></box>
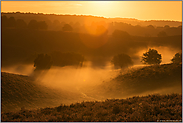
<box><xmin>1</xmin><ymin>12</ymin><xmax>182</xmax><ymax>122</ymax></box>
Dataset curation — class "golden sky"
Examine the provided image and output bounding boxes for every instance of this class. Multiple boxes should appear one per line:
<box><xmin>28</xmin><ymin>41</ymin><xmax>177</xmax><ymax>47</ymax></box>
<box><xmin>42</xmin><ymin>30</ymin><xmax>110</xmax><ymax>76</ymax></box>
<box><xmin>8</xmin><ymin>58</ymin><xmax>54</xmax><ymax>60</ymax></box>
<box><xmin>1</xmin><ymin>1</ymin><xmax>182</xmax><ymax>21</ymax></box>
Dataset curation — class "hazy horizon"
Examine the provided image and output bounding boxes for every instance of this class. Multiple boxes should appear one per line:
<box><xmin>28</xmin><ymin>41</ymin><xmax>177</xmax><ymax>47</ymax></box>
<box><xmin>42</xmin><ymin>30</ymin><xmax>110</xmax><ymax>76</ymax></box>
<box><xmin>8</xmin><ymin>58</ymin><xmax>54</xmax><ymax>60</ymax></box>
<box><xmin>1</xmin><ymin>1</ymin><xmax>182</xmax><ymax>22</ymax></box>
<box><xmin>1</xmin><ymin>11</ymin><xmax>183</xmax><ymax>23</ymax></box>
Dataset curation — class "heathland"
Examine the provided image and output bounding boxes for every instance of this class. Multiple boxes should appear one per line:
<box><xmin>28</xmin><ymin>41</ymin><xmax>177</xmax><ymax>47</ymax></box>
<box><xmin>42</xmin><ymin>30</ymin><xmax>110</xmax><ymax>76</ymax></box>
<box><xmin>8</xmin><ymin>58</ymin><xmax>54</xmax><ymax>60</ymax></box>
<box><xmin>1</xmin><ymin>63</ymin><xmax>182</xmax><ymax>122</ymax></box>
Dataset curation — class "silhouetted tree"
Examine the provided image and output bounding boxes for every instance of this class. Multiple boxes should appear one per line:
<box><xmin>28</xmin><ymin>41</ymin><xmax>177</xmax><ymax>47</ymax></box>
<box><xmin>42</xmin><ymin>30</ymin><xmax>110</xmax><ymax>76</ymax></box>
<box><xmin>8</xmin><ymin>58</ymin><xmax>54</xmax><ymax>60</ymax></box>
<box><xmin>178</xmin><ymin>25</ymin><xmax>182</xmax><ymax>29</ymax></box>
<box><xmin>16</xmin><ymin>19</ymin><xmax>27</xmax><ymax>29</ymax></box>
<box><xmin>164</xmin><ymin>25</ymin><xmax>170</xmax><ymax>29</ymax></box>
<box><xmin>171</xmin><ymin>53</ymin><xmax>182</xmax><ymax>64</ymax></box>
<box><xmin>157</xmin><ymin>31</ymin><xmax>167</xmax><ymax>37</ymax></box>
<box><xmin>2</xmin><ymin>15</ymin><xmax>8</xmax><ymax>28</ymax></box>
<box><xmin>147</xmin><ymin>25</ymin><xmax>155</xmax><ymax>29</ymax></box>
<box><xmin>53</xmin><ymin>20</ymin><xmax>60</xmax><ymax>25</ymax></box>
<box><xmin>51</xmin><ymin>20</ymin><xmax>62</xmax><ymax>30</ymax></box>
<box><xmin>8</xmin><ymin>17</ymin><xmax>16</xmax><ymax>28</ymax></box>
<box><xmin>141</xmin><ymin>49</ymin><xmax>162</xmax><ymax>65</ymax></box>
<box><xmin>62</xmin><ymin>24</ymin><xmax>73</xmax><ymax>32</ymax></box>
<box><xmin>34</xmin><ymin>54</ymin><xmax>53</xmax><ymax>70</ymax></box>
<box><xmin>60</xmin><ymin>21</ymin><xmax>66</xmax><ymax>27</ymax></box>
<box><xmin>38</xmin><ymin>21</ymin><xmax>48</xmax><ymax>30</ymax></box>
<box><xmin>112</xmin><ymin>30</ymin><xmax>130</xmax><ymax>39</ymax></box>
<box><xmin>28</xmin><ymin>20</ymin><xmax>38</xmax><ymax>30</ymax></box>
<box><xmin>111</xmin><ymin>53</ymin><xmax>133</xmax><ymax>68</ymax></box>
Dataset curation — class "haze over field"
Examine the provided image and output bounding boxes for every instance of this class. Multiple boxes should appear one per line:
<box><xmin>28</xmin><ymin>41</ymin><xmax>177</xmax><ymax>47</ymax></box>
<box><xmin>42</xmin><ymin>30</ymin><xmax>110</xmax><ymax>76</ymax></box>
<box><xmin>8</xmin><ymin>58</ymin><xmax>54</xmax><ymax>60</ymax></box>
<box><xmin>1</xmin><ymin>1</ymin><xmax>182</xmax><ymax>121</ymax></box>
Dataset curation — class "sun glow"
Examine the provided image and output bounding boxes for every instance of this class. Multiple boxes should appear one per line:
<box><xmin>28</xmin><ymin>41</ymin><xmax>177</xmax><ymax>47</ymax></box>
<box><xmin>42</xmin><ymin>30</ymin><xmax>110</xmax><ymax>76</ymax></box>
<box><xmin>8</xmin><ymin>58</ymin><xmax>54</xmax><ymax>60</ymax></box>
<box><xmin>1</xmin><ymin>1</ymin><xmax>182</xmax><ymax>21</ymax></box>
<box><xmin>86</xmin><ymin>1</ymin><xmax>116</xmax><ymax>18</ymax></box>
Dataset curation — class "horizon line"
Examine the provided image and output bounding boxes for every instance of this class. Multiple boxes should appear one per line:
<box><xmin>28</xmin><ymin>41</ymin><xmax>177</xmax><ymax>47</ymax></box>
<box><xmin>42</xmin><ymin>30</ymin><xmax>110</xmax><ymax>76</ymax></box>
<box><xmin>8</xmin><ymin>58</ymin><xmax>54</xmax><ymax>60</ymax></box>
<box><xmin>1</xmin><ymin>11</ymin><xmax>182</xmax><ymax>22</ymax></box>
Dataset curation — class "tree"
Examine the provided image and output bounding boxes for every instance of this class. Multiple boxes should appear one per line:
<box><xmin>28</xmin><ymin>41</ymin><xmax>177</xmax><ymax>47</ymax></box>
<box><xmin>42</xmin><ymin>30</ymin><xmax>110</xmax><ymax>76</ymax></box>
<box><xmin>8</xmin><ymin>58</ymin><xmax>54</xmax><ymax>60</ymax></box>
<box><xmin>171</xmin><ymin>53</ymin><xmax>182</xmax><ymax>64</ymax></box>
<box><xmin>62</xmin><ymin>24</ymin><xmax>73</xmax><ymax>32</ymax></box>
<box><xmin>34</xmin><ymin>54</ymin><xmax>53</xmax><ymax>70</ymax></box>
<box><xmin>112</xmin><ymin>30</ymin><xmax>131</xmax><ymax>39</ymax></box>
<box><xmin>16</xmin><ymin>19</ymin><xmax>27</xmax><ymax>29</ymax></box>
<box><xmin>164</xmin><ymin>25</ymin><xmax>170</xmax><ymax>29</ymax></box>
<box><xmin>147</xmin><ymin>25</ymin><xmax>155</xmax><ymax>29</ymax></box>
<box><xmin>8</xmin><ymin>17</ymin><xmax>16</xmax><ymax>28</ymax></box>
<box><xmin>38</xmin><ymin>21</ymin><xmax>48</xmax><ymax>30</ymax></box>
<box><xmin>157</xmin><ymin>31</ymin><xmax>167</xmax><ymax>37</ymax></box>
<box><xmin>28</xmin><ymin>20</ymin><xmax>38</xmax><ymax>30</ymax></box>
<box><xmin>2</xmin><ymin>15</ymin><xmax>8</xmax><ymax>28</ymax></box>
<box><xmin>111</xmin><ymin>53</ymin><xmax>133</xmax><ymax>68</ymax></box>
<box><xmin>53</xmin><ymin>20</ymin><xmax>60</xmax><ymax>25</ymax></box>
<box><xmin>141</xmin><ymin>49</ymin><xmax>162</xmax><ymax>65</ymax></box>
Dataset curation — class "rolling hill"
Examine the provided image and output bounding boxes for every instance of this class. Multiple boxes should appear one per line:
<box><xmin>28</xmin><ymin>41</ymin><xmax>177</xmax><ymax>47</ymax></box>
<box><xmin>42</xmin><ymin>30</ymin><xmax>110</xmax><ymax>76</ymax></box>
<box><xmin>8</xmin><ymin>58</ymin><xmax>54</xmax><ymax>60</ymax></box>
<box><xmin>1</xmin><ymin>72</ymin><xmax>91</xmax><ymax>113</ymax></box>
<box><xmin>1</xmin><ymin>63</ymin><xmax>182</xmax><ymax>121</ymax></box>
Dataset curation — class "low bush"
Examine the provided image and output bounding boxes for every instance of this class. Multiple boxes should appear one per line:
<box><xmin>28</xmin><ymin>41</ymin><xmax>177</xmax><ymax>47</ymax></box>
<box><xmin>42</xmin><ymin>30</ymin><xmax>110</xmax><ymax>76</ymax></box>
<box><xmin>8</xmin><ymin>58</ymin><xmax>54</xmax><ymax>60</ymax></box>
<box><xmin>1</xmin><ymin>94</ymin><xmax>182</xmax><ymax>122</ymax></box>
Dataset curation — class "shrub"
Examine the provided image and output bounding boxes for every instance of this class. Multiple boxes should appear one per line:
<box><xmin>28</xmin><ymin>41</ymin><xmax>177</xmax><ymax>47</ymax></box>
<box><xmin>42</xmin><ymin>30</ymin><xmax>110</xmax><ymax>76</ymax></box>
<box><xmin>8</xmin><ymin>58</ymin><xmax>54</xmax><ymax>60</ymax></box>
<box><xmin>171</xmin><ymin>53</ymin><xmax>182</xmax><ymax>64</ymax></box>
<box><xmin>112</xmin><ymin>105</ymin><xmax>120</xmax><ymax>114</ymax></box>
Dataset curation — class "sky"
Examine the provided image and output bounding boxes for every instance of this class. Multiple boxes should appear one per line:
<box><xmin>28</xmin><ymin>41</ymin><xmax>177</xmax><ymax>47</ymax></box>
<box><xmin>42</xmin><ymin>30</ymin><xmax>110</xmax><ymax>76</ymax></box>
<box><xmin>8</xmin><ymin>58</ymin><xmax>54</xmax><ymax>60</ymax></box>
<box><xmin>1</xmin><ymin>1</ymin><xmax>182</xmax><ymax>21</ymax></box>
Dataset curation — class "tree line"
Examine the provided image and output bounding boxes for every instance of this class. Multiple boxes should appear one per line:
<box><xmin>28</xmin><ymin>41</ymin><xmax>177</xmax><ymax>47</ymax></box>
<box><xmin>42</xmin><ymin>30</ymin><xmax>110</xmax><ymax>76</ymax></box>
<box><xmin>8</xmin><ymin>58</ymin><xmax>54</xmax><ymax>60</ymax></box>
<box><xmin>1</xmin><ymin>14</ymin><xmax>182</xmax><ymax>37</ymax></box>
<box><xmin>34</xmin><ymin>49</ymin><xmax>182</xmax><ymax>70</ymax></box>
<box><xmin>2</xmin><ymin>15</ymin><xmax>73</xmax><ymax>31</ymax></box>
<box><xmin>2</xmin><ymin>15</ymin><xmax>48</xmax><ymax>30</ymax></box>
<box><xmin>34</xmin><ymin>52</ymin><xmax>85</xmax><ymax>71</ymax></box>
<box><xmin>111</xmin><ymin>49</ymin><xmax>182</xmax><ymax>69</ymax></box>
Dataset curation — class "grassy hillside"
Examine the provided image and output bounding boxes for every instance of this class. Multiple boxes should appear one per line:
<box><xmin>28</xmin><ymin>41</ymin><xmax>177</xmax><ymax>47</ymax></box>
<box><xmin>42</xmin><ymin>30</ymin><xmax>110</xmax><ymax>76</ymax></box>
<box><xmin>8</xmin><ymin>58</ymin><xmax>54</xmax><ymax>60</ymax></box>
<box><xmin>1</xmin><ymin>94</ymin><xmax>182</xmax><ymax>122</ymax></box>
<box><xmin>1</xmin><ymin>72</ymin><xmax>88</xmax><ymax>113</ymax></box>
<box><xmin>1</xmin><ymin>63</ymin><xmax>182</xmax><ymax>121</ymax></box>
<box><xmin>80</xmin><ymin>63</ymin><xmax>182</xmax><ymax>99</ymax></box>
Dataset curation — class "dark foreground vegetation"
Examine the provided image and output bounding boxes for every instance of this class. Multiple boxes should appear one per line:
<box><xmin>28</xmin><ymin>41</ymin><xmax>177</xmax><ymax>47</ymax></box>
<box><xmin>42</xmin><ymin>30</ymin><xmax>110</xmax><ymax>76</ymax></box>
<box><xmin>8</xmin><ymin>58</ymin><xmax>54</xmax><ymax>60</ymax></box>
<box><xmin>1</xmin><ymin>93</ymin><xmax>182</xmax><ymax>122</ymax></box>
